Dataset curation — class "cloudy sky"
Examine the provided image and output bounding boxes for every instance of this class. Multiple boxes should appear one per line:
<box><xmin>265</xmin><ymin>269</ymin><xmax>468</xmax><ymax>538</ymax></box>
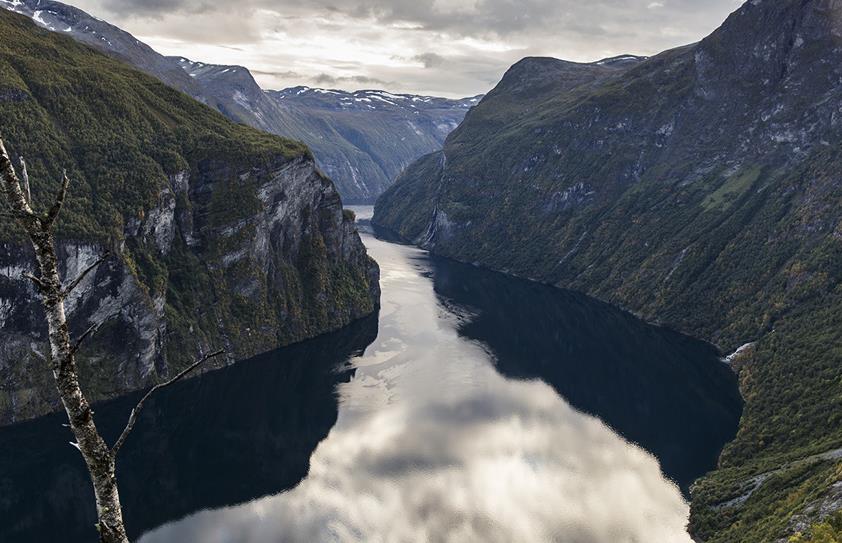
<box><xmin>70</xmin><ymin>0</ymin><xmax>745</xmax><ymax>97</ymax></box>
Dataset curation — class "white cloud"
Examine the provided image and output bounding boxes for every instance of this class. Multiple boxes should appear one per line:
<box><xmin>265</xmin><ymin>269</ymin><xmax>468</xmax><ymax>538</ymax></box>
<box><xmin>65</xmin><ymin>0</ymin><xmax>744</xmax><ymax>97</ymax></box>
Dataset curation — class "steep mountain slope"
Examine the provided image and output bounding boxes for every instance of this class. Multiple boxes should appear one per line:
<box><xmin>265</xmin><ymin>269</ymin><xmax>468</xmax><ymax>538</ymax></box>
<box><xmin>0</xmin><ymin>0</ymin><xmax>207</xmax><ymax>101</ymax></box>
<box><xmin>266</xmin><ymin>88</ymin><xmax>478</xmax><ymax>203</ymax></box>
<box><xmin>0</xmin><ymin>9</ymin><xmax>379</xmax><ymax>424</ymax></box>
<box><xmin>174</xmin><ymin>57</ymin><xmax>481</xmax><ymax>203</ymax></box>
<box><xmin>375</xmin><ymin>0</ymin><xmax>842</xmax><ymax>540</ymax></box>
<box><xmin>0</xmin><ymin>0</ymin><xmax>479</xmax><ymax>203</ymax></box>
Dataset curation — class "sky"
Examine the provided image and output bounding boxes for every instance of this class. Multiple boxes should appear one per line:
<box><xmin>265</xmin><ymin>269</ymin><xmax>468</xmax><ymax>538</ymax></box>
<box><xmin>69</xmin><ymin>0</ymin><xmax>746</xmax><ymax>98</ymax></box>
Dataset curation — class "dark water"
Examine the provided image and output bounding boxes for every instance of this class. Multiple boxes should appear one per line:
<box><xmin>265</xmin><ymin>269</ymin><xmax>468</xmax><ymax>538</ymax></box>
<box><xmin>0</xmin><ymin>206</ymin><xmax>740</xmax><ymax>543</ymax></box>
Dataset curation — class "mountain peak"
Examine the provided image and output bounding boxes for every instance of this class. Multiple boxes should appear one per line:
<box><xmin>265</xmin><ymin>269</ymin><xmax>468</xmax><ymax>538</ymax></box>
<box><xmin>694</xmin><ymin>0</ymin><xmax>842</xmax><ymax>98</ymax></box>
<box><xmin>0</xmin><ymin>0</ymin><xmax>205</xmax><ymax>99</ymax></box>
<box><xmin>493</xmin><ymin>54</ymin><xmax>643</xmax><ymax>99</ymax></box>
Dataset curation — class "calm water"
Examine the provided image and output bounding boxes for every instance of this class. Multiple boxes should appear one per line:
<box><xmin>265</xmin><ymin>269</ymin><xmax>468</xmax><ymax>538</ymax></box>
<box><xmin>0</xmin><ymin>206</ymin><xmax>741</xmax><ymax>543</ymax></box>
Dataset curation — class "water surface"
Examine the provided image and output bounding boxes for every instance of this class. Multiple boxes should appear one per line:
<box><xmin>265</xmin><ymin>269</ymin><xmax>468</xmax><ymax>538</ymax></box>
<box><xmin>0</xmin><ymin>206</ymin><xmax>741</xmax><ymax>542</ymax></box>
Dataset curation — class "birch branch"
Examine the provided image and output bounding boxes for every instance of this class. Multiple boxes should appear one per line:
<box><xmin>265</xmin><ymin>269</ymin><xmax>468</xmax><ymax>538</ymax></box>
<box><xmin>22</xmin><ymin>272</ymin><xmax>48</xmax><ymax>292</ymax></box>
<box><xmin>0</xmin><ymin>138</ymin><xmax>36</xmax><ymax>221</ymax></box>
<box><xmin>70</xmin><ymin>322</ymin><xmax>100</xmax><ymax>357</ymax></box>
<box><xmin>70</xmin><ymin>311</ymin><xmax>120</xmax><ymax>357</ymax></box>
<box><xmin>62</xmin><ymin>252</ymin><xmax>109</xmax><ymax>297</ymax></box>
<box><xmin>112</xmin><ymin>349</ymin><xmax>225</xmax><ymax>455</ymax></box>
<box><xmin>44</xmin><ymin>170</ymin><xmax>70</xmax><ymax>228</ymax></box>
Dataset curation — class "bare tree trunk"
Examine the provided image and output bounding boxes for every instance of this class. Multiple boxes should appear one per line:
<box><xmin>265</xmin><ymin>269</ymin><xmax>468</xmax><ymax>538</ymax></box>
<box><xmin>0</xmin><ymin>138</ymin><xmax>222</xmax><ymax>542</ymax></box>
<box><xmin>36</xmin><ymin>233</ymin><xmax>129</xmax><ymax>542</ymax></box>
<box><xmin>0</xmin><ymin>141</ymin><xmax>128</xmax><ymax>543</ymax></box>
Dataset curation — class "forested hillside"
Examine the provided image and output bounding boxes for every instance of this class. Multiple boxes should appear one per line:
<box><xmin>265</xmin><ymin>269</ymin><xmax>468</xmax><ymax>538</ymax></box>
<box><xmin>374</xmin><ymin>1</ymin><xmax>842</xmax><ymax>540</ymax></box>
<box><xmin>0</xmin><ymin>8</ymin><xmax>379</xmax><ymax>424</ymax></box>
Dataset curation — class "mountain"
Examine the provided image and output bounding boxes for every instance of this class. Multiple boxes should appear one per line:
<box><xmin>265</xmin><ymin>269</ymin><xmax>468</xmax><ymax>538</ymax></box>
<box><xmin>267</xmin><ymin>86</ymin><xmax>478</xmax><ymax>203</ymax></box>
<box><xmin>0</xmin><ymin>0</ymin><xmax>207</xmax><ymax>101</ymax></box>
<box><xmin>0</xmin><ymin>8</ymin><xmax>379</xmax><ymax>424</ymax></box>
<box><xmin>374</xmin><ymin>0</ymin><xmax>842</xmax><ymax>540</ymax></box>
<box><xmin>172</xmin><ymin>57</ymin><xmax>481</xmax><ymax>203</ymax></box>
<box><xmin>0</xmin><ymin>0</ymin><xmax>479</xmax><ymax>203</ymax></box>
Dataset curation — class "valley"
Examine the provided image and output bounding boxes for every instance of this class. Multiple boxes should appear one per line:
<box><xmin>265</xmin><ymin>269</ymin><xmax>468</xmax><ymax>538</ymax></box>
<box><xmin>0</xmin><ymin>210</ymin><xmax>741</xmax><ymax>543</ymax></box>
<box><xmin>0</xmin><ymin>0</ymin><xmax>839</xmax><ymax>541</ymax></box>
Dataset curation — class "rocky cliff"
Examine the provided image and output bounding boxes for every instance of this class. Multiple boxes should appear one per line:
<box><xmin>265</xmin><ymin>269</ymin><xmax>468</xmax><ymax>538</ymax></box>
<box><xmin>375</xmin><ymin>0</ymin><xmax>842</xmax><ymax>540</ymax></box>
<box><xmin>0</xmin><ymin>9</ymin><xmax>379</xmax><ymax>424</ymax></box>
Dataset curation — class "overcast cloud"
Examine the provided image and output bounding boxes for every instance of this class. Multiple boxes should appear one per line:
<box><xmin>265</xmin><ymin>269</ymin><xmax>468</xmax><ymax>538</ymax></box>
<box><xmin>69</xmin><ymin>0</ymin><xmax>746</xmax><ymax>96</ymax></box>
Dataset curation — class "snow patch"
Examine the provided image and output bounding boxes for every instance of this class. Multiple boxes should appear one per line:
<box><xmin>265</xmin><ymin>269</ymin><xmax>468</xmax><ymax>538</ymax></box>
<box><xmin>232</xmin><ymin>90</ymin><xmax>253</xmax><ymax>112</ymax></box>
<box><xmin>32</xmin><ymin>10</ymin><xmax>57</xmax><ymax>31</ymax></box>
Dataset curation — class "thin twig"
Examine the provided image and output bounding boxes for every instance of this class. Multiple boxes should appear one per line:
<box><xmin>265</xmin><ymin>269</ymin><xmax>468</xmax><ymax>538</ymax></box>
<box><xmin>44</xmin><ymin>170</ymin><xmax>70</xmax><ymax>227</ymax></box>
<box><xmin>23</xmin><ymin>272</ymin><xmax>48</xmax><ymax>292</ymax></box>
<box><xmin>71</xmin><ymin>312</ymin><xmax>120</xmax><ymax>357</ymax></box>
<box><xmin>0</xmin><ymin>138</ymin><xmax>35</xmax><ymax>220</ymax></box>
<box><xmin>71</xmin><ymin>322</ymin><xmax>100</xmax><ymax>357</ymax></box>
<box><xmin>112</xmin><ymin>349</ymin><xmax>225</xmax><ymax>455</ymax></box>
<box><xmin>62</xmin><ymin>252</ymin><xmax>109</xmax><ymax>297</ymax></box>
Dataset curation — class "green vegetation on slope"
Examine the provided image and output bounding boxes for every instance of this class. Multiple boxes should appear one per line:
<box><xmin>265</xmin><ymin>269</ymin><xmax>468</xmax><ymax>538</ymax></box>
<box><xmin>0</xmin><ymin>8</ymin><xmax>306</xmax><ymax>242</ymax></box>
<box><xmin>0</xmin><ymin>8</ymin><xmax>376</xmax><ymax>422</ymax></box>
<box><xmin>374</xmin><ymin>1</ymin><xmax>842</xmax><ymax>540</ymax></box>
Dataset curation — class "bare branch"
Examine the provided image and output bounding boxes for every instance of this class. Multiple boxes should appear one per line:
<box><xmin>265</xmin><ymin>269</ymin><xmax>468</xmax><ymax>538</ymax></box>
<box><xmin>70</xmin><ymin>312</ymin><xmax>120</xmax><ymax>357</ymax></box>
<box><xmin>2</xmin><ymin>137</ymin><xmax>130</xmax><ymax>541</ymax></box>
<box><xmin>19</xmin><ymin>156</ymin><xmax>31</xmax><ymax>204</ymax></box>
<box><xmin>71</xmin><ymin>322</ymin><xmax>100</xmax><ymax>357</ymax></box>
<box><xmin>23</xmin><ymin>272</ymin><xmax>48</xmax><ymax>293</ymax></box>
<box><xmin>62</xmin><ymin>252</ymin><xmax>109</xmax><ymax>297</ymax></box>
<box><xmin>112</xmin><ymin>349</ymin><xmax>225</xmax><ymax>455</ymax></box>
<box><xmin>44</xmin><ymin>170</ymin><xmax>70</xmax><ymax>227</ymax></box>
<box><xmin>0</xmin><ymin>137</ymin><xmax>36</xmax><ymax>221</ymax></box>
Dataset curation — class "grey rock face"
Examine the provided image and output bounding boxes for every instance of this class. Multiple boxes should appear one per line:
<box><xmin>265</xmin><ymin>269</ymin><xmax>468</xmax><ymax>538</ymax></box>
<box><xmin>0</xmin><ymin>241</ymin><xmax>163</xmax><ymax>423</ymax></box>
<box><xmin>0</xmin><ymin>159</ymin><xmax>379</xmax><ymax>425</ymax></box>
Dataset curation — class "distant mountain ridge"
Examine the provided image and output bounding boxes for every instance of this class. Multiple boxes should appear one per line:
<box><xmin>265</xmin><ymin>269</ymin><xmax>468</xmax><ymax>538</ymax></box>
<box><xmin>173</xmin><ymin>56</ymin><xmax>481</xmax><ymax>203</ymax></box>
<box><xmin>0</xmin><ymin>0</ymin><xmax>209</xmax><ymax>101</ymax></box>
<box><xmin>0</xmin><ymin>0</ymin><xmax>479</xmax><ymax>202</ymax></box>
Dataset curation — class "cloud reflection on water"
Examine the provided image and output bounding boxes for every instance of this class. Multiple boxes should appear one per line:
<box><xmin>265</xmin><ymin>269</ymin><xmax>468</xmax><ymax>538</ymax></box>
<box><xmin>142</xmin><ymin>379</ymin><xmax>692</xmax><ymax>543</ymax></box>
<box><xmin>140</xmin><ymin>232</ymin><xmax>693</xmax><ymax>543</ymax></box>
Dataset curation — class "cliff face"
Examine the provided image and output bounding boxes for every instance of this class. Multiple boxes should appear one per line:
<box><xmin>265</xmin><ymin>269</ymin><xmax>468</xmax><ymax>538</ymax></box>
<box><xmin>375</xmin><ymin>0</ymin><xmax>842</xmax><ymax>540</ymax></box>
<box><xmin>0</xmin><ymin>9</ymin><xmax>379</xmax><ymax>424</ymax></box>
